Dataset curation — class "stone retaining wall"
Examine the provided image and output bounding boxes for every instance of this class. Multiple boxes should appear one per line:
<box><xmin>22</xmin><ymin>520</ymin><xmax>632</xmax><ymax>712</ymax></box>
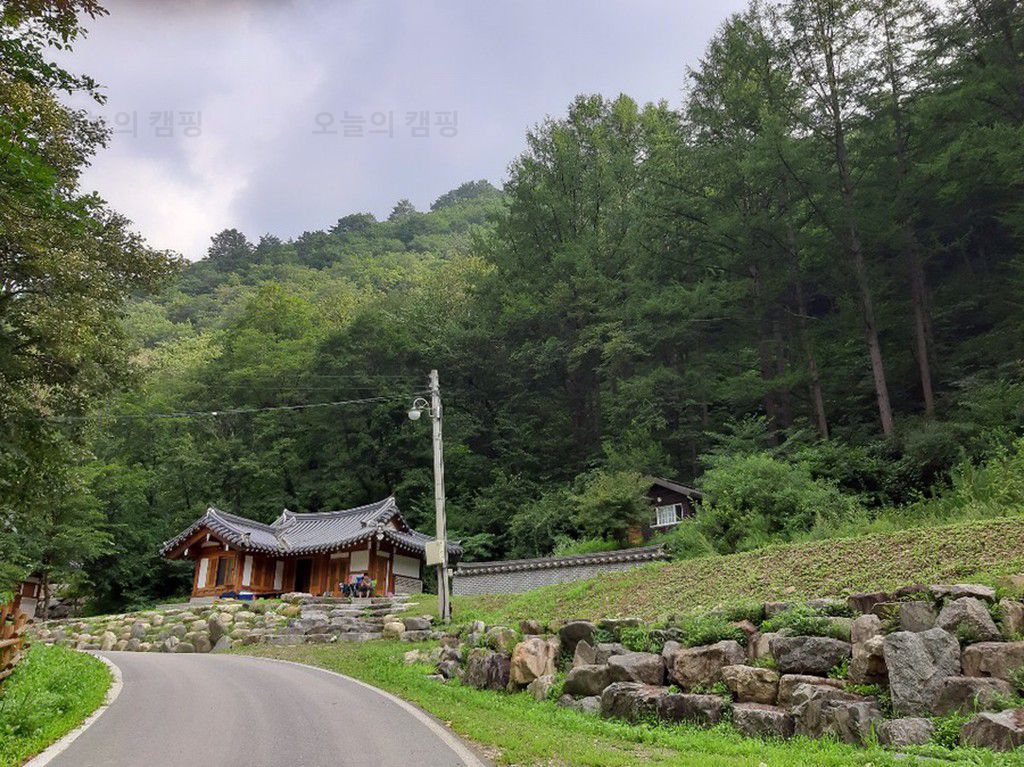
<box><xmin>420</xmin><ymin>575</ymin><xmax>1024</xmax><ymax>754</ymax></box>
<box><xmin>30</xmin><ymin>593</ymin><xmax>441</xmax><ymax>652</ymax></box>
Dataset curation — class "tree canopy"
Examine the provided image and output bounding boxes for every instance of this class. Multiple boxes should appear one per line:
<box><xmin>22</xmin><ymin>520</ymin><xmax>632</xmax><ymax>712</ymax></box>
<box><xmin>4</xmin><ymin>0</ymin><xmax>1024</xmax><ymax>612</ymax></box>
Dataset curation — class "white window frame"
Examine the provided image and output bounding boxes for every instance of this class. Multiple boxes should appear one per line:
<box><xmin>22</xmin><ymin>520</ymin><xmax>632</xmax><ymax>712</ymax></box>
<box><xmin>653</xmin><ymin>503</ymin><xmax>682</xmax><ymax>528</ymax></box>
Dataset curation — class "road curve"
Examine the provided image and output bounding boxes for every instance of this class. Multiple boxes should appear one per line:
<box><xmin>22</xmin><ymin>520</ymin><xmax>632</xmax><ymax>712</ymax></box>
<box><xmin>45</xmin><ymin>652</ymin><xmax>484</xmax><ymax>767</ymax></box>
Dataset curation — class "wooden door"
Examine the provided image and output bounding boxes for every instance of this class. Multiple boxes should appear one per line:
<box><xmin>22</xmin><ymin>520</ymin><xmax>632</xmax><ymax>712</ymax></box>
<box><xmin>370</xmin><ymin>554</ymin><xmax>390</xmax><ymax>596</ymax></box>
<box><xmin>326</xmin><ymin>558</ymin><xmax>348</xmax><ymax>596</ymax></box>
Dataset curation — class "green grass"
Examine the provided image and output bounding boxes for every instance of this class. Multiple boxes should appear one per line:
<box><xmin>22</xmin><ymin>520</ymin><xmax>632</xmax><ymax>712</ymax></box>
<box><xmin>432</xmin><ymin>516</ymin><xmax>1024</xmax><ymax>626</ymax></box>
<box><xmin>0</xmin><ymin>644</ymin><xmax>111</xmax><ymax>767</ymax></box>
<box><xmin>239</xmin><ymin>640</ymin><xmax>1022</xmax><ymax>766</ymax></box>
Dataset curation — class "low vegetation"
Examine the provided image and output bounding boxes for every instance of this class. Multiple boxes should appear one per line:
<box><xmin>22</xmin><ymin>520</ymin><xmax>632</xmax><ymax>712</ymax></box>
<box><xmin>442</xmin><ymin>516</ymin><xmax>1024</xmax><ymax>625</ymax></box>
<box><xmin>0</xmin><ymin>644</ymin><xmax>111</xmax><ymax>767</ymax></box>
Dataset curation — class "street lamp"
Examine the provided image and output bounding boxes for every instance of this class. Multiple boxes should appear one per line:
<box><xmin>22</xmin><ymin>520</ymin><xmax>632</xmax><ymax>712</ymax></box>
<box><xmin>408</xmin><ymin>370</ymin><xmax>451</xmax><ymax>622</ymax></box>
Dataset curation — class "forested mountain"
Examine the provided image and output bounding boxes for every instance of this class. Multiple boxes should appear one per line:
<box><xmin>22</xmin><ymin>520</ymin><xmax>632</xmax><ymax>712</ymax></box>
<box><xmin>5</xmin><ymin>0</ymin><xmax>1024</xmax><ymax>611</ymax></box>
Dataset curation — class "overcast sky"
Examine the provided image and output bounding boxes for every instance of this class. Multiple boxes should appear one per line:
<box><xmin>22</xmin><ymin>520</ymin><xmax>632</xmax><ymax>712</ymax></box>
<box><xmin>68</xmin><ymin>0</ymin><xmax>746</xmax><ymax>259</ymax></box>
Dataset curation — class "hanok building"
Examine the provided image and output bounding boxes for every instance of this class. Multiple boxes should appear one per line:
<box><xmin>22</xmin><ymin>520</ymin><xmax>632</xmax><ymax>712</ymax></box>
<box><xmin>161</xmin><ymin>496</ymin><xmax>459</xmax><ymax>601</ymax></box>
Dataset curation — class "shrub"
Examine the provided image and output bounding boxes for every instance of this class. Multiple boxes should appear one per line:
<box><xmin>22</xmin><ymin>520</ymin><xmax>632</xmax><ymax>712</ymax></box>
<box><xmin>761</xmin><ymin>605</ymin><xmax>847</xmax><ymax>640</ymax></box>
<box><xmin>570</xmin><ymin>470</ymin><xmax>651</xmax><ymax>545</ymax></box>
<box><xmin>674</xmin><ymin>614</ymin><xmax>746</xmax><ymax>648</ymax></box>
<box><xmin>550</xmin><ymin>536</ymin><xmax>621</xmax><ymax>557</ymax></box>
<box><xmin>931</xmin><ymin>712</ymin><xmax>971</xmax><ymax>750</ymax></box>
<box><xmin>650</xmin><ymin>521</ymin><xmax>716</xmax><ymax>561</ymax></box>
<box><xmin>619</xmin><ymin>625</ymin><xmax>659</xmax><ymax>653</ymax></box>
<box><xmin>697</xmin><ymin>452</ymin><xmax>863</xmax><ymax>553</ymax></box>
<box><xmin>1009</xmin><ymin>665</ymin><xmax>1024</xmax><ymax>695</ymax></box>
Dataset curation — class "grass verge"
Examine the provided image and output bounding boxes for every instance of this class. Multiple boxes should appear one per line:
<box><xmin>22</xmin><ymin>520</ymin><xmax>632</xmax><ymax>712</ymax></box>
<box><xmin>238</xmin><ymin>641</ymin><xmax>1017</xmax><ymax>767</ymax></box>
<box><xmin>0</xmin><ymin>644</ymin><xmax>111</xmax><ymax>767</ymax></box>
<box><xmin>430</xmin><ymin>516</ymin><xmax>1024</xmax><ymax>625</ymax></box>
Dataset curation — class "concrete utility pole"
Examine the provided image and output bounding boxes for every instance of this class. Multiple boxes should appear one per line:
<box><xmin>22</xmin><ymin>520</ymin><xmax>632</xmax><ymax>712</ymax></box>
<box><xmin>429</xmin><ymin>369</ymin><xmax>451</xmax><ymax>622</ymax></box>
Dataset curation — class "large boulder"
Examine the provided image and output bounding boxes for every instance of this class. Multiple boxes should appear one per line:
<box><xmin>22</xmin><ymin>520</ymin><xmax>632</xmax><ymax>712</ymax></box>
<box><xmin>721</xmin><ymin>665</ymin><xmax>779</xmax><ymax>704</ymax></box>
<box><xmin>509</xmin><ymin>636</ymin><xmax>560</xmax><ymax>688</ymax></box>
<box><xmin>883</xmin><ymin>628</ymin><xmax>961</xmax><ymax>715</ymax></box>
<box><xmin>731</xmin><ymin>703</ymin><xmax>793</xmax><ymax>739</ymax></box>
<box><xmin>600</xmin><ymin>682</ymin><xmax>665</xmax><ymax>723</ymax></box>
<box><xmin>558</xmin><ymin>621</ymin><xmax>596</xmax><ymax>653</ymax></box>
<box><xmin>770</xmin><ymin>635</ymin><xmax>851</xmax><ymax>676</ymax></box>
<box><xmin>941</xmin><ymin>584</ymin><xmax>997</xmax><ymax>602</ymax></box>
<box><xmin>791</xmin><ymin>684</ymin><xmax>881</xmax><ymax>745</ymax></box>
<box><xmin>485</xmin><ymin>626</ymin><xmax>518</xmax><ymax>655</ymax></box>
<box><xmin>1001</xmin><ymin>599</ymin><xmax>1024</xmax><ymax>640</ymax></box>
<box><xmin>564</xmin><ymin>664</ymin><xmax>613</xmax><ymax>697</ymax></box>
<box><xmin>130</xmin><ymin>621</ymin><xmax>149</xmax><ymax>640</ymax></box>
<box><xmin>932</xmin><ymin>676</ymin><xmax>1015</xmax><ymax>715</ymax></box>
<box><xmin>748</xmin><ymin>632</ymin><xmax>777</xmax><ymax>662</ymax></box>
<box><xmin>168</xmin><ymin>623</ymin><xmax>187</xmax><ymax>639</ymax></box>
<box><xmin>572</xmin><ymin>639</ymin><xmax>596</xmax><ymax>668</ymax></box>
<box><xmin>850</xmin><ymin>615</ymin><xmax>881</xmax><ymax>645</ymax></box>
<box><xmin>661</xmin><ymin>640</ymin><xmax>681</xmax><ymax>674</ymax></box>
<box><xmin>437</xmin><ymin>660</ymin><xmax>461</xmax><ymax>680</ymax></box>
<box><xmin>161</xmin><ymin>635</ymin><xmax>180</xmax><ymax>653</ymax></box>
<box><xmin>464</xmin><ymin>648</ymin><xmax>511</xmax><ymax>691</ymax></box>
<box><xmin>519</xmin><ymin>619</ymin><xmax>543</xmax><ymax>635</ymax></box>
<box><xmin>607</xmin><ymin>652</ymin><xmax>664</xmax><ymax>686</ymax></box>
<box><xmin>877</xmin><ymin>717</ymin><xmax>934</xmax><ymax>747</ymax></box>
<box><xmin>670</xmin><ymin>641</ymin><xmax>745</xmax><ymax>690</ymax></box>
<box><xmin>99</xmin><ymin>631</ymin><xmax>117</xmax><ymax>651</ymax></box>
<box><xmin>961</xmin><ymin>641</ymin><xmax>1024</xmax><ymax>680</ymax></box>
<box><xmin>937</xmin><ymin>597</ymin><xmax>1001</xmax><ymax>643</ymax></box>
<box><xmin>777</xmin><ymin>675</ymin><xmax>845</xmax><ymax>707</ymax></box>
<box><xmin>526</xmin><ymin>674</ymin><xmax>555</xmax><ymax>701</ymax></box>
<box><xmin>382</xmin><ymin>621</ymin><xmax>406</xmax><ymax>639</ymax></box>
<box><xmin>595</xmin><ymin>643</ymin><xmax>628</xmax><ymax>664</ymax></box>
<box><xmin>557</xmin><ymin>694</ymin><xmax>601</xmax><ymax>715</ymax></box>
<box><xmin>598</xmin><ymin>618</ymin><xmax>641</xmax><ymax>635</ymax></box>
<box><xmin>402</xmin><ymin>616</ymin><xmax>431</xmax><ymax>632</ymax></box>
<box><xmin>847</xmin><ymin>591</ymin><xmax>891</xmax><ymax>615</ymax></box>
<box><xmin>657</xmin><ymin>693</ymin><xmax>727</xmax><ymax>726</ymax></box>
<box><xmin>897</xmin><ymin>601</ymin><xmax>938</xmax><ymax>633</ymax></box>
<box><xmin>193</xmin><ymin>635</ymin><xmax>212</xmax><ymax>653</ymax></box>
<box><xmin>849</xmin><ymin>635</ymin><xmax>887</xmax><ymax>685</ymax></box>
<box><xmin>174</xmin><ymin>641</ymin><xmax>196</xmax><ymax>653</ymax></box>
<box><xmin>212</xmin><ymin>636</ymin><xmax>232</xmax><ymax>653</ymax></box>
<box><xmin>962</xmin><ymin>709</ymin><xmax>1024</xmax><ymax>751</ymax></box>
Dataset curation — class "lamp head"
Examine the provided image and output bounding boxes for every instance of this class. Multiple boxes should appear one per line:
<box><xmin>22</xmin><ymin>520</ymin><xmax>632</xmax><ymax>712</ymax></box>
<box><xmin>407</xmin><ymin>407</ymin><xmax>422</xmax><ymax>421</ymax></box>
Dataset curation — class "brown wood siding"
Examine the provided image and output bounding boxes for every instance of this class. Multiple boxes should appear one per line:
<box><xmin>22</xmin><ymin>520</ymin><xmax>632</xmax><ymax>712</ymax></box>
<box><xmin>185</xmin><ymin>537</ymin><xmax>423</xmax><ymax>598</ymax></box>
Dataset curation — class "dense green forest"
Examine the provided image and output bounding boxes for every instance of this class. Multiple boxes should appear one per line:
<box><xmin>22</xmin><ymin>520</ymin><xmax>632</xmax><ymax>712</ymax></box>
<box><xmin>3</xmin><ymin>0</ymin><xmax>1024</xmax><ymax>611</ymax></box>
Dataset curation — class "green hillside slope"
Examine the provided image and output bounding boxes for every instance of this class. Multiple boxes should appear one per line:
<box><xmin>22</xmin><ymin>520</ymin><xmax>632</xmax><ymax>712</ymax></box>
<box><xmin>449</xmin><ymin>516</ymin><xmax>1024</xmax><ymax>624</ymax></box>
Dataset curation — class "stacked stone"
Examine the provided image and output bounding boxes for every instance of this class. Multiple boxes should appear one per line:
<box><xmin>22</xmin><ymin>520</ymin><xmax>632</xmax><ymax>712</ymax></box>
<box><xmin>428</xmin><ymin>577</ymin><xmax>1024</xmax><ymax>753</ymax></box>
<box><xmin>29</xmin><ymin>594</ymin><xmax>438</xmax><ymax>652</ymax></box>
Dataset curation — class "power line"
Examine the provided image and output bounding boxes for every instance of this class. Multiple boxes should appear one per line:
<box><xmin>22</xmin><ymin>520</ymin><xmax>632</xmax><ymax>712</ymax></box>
<box><xmin>51</xmin><ymin>392</ymin><xmax>426</xmax><ymax>423</ymax></box>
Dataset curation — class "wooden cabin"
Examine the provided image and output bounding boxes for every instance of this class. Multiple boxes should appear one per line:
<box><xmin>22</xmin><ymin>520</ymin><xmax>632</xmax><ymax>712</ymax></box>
<box><xmin>626</xmin><ymin>477</ymin><xmax>703</xmax><ymax>545</ymax></box>
<box><xmin>646</xmin><ymin>477</ymin><xmax>701</xmax><ymax>530</ymax></box>
<box><xmin>160</xmin><ymin>496</ymin><xmax>460</xmax><ymax>601</ymax></box>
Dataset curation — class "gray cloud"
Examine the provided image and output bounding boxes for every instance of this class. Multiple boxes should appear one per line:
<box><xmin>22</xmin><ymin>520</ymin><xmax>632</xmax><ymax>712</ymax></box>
<box><xmin>68</xmin><ymin>0</ymin><xmax>746</xmax><ymax>259</ymax></box>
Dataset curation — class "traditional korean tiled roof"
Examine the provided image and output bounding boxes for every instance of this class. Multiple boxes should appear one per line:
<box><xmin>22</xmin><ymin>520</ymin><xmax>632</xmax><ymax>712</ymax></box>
<box><xmin>160</xmin><ymin>496</ymin><xmax>461</xmax><ymax>560</ymax></box>
<box><xmin>455</xmin><ymin>544</ymin><xmax>668</xmax><ymax>575</ymax></box>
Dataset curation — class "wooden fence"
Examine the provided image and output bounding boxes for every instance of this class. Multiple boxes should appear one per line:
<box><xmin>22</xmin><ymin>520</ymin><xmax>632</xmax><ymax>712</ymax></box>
<box><xmin>0</xmin><ymin>600</ymin><xmax>28</xmax><ymax>683</ymax></box>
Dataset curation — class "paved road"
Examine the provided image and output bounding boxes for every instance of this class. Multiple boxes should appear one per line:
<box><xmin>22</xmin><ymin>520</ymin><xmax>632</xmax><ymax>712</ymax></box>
<box><xmin>46</xmin><ymin>652</ymin><xmax>484</xmax><ymax>767</ymax></box>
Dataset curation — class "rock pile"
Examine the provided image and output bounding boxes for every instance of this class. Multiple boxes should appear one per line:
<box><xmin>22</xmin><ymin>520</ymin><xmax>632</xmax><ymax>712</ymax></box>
<box><xmin>31</xmin><ymin>593</ymin><xmax>440</xmax><ymax>652</ymax></box>
<box><xmin>424</xmin><ymin>578</ymin><xmax>1024</xmax><ymax>753</ymax></box>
